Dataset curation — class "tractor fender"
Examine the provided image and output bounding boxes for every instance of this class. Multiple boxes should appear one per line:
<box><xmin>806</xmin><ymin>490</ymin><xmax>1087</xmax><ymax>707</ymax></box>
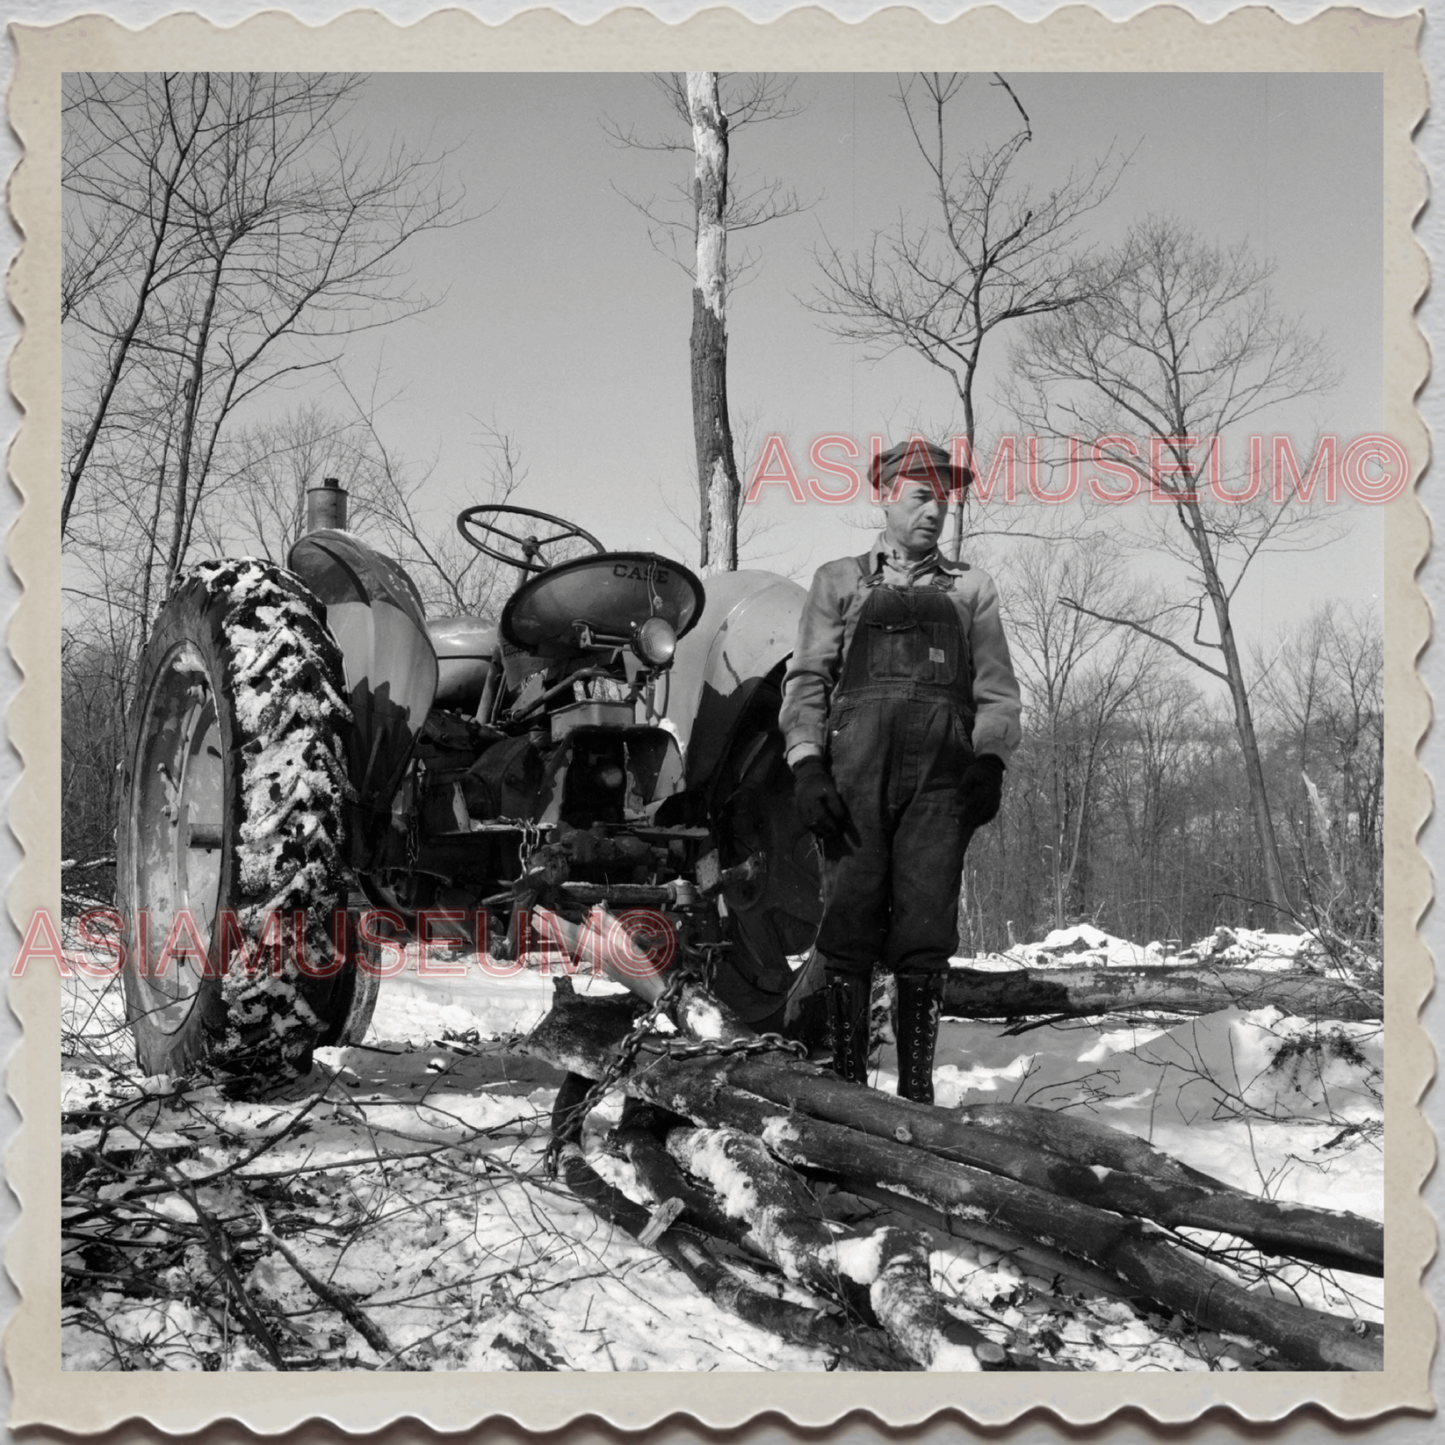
<box><xmin>287</xmin><ymin>530</ymin><xmax>438</xmax><ymax>819</ymax></box>
<box><xmin>658</xmin><ymin>568</ymin><xmax>808</xmax><ymax>790</ymax></box>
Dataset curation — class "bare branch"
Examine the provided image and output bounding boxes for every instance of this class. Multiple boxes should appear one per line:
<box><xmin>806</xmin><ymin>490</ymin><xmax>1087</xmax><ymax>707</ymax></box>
<box><xmin>809</xmin><ymin>73</ymin><xmax>1129</xmax><ymax>559</ymax></box>
<box><xmin>1060</xmin><ymin>597</ymin><xmax>1231</xmax><ymax>683</ymax></box>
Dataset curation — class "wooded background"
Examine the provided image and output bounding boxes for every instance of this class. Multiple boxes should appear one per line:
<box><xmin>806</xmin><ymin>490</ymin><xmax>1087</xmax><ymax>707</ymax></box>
<box><xmin>59</xmin><ymin>71</ymin><xmax>1384</xmax><ymax>953</ymax></box>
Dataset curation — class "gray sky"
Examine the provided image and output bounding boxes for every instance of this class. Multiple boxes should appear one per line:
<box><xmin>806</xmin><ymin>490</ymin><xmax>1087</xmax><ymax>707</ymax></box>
<box><xmin>299</xmin><ymin>70</ymin><xmax>1383</xmax><ymax>654</ymax></box>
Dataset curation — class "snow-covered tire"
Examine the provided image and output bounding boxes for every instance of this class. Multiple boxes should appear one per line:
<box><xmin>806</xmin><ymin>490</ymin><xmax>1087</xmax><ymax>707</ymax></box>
<box><xmin>118</xmin><ymin>559</ymin><xmax>358</xmax><ymax>1084</ymax></box>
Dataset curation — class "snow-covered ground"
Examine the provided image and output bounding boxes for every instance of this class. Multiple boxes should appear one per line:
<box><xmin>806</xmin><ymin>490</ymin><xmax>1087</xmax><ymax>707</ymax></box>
<box><xmin>60</xmin><ymin>929</ymin><xmax>1384</xmax><ymax>1373</ymax></box>
<box><xmin>969</xmin><ymin>921</ymin><xmax>1370</xmax><ymax>976</ymax></box>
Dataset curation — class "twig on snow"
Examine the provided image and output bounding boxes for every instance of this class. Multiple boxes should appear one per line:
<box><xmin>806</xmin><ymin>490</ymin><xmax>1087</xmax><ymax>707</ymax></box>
<box><xmin>255</xmin><ymin>1206</ymin><xmax>413</xmax><ymax>1369</ymax></box>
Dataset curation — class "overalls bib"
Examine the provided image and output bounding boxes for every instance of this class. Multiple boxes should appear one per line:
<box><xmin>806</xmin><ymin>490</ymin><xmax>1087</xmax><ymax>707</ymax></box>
<box><xmin>814</xmin><ymin>560</ymin><xmax>978</xmax><ymax>979</ymax></box>
<box><xmin>833</xmin><ymin>563</ymin><xmax>975</xmax><ymax>716</ymax></box>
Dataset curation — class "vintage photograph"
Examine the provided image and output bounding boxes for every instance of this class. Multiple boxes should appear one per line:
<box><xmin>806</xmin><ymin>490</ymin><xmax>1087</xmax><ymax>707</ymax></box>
<box><xmin>55</xmin><ymin>66</ymin><xmax>1392</xmax><ymax>1376</ymax></box>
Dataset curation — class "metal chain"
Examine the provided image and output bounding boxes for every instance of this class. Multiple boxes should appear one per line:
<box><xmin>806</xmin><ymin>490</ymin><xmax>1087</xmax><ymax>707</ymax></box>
<box><xmin>543</xmin><ymin>966</ymin><xmax>689</xmax><ymax>1177</ymax></box>
<box><xmin>642</xmin><ymin>1031</ymin><xmax>807</xmax><ymax>1063</ymax></box>
<box><xmin>693</xmin><ymin>941</ymin><xmax>725</xmax><ymax>995</ymax></box>
<box><xmin>404</xmin><ymin>805</ymin><xmax>421</xmax><ymax>873</ymax></box>
<box><xmin>542</xmin><ymin>966</ymin><xmax>806</xmax><ymax>1175</ymax></box>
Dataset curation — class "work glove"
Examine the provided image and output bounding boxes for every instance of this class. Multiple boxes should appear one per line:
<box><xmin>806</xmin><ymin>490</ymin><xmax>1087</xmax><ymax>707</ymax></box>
<box><xmin>960</xmin><ymin>754</ymin><xmax>1006</xmax><ymax>829</ymax></box>
<box><xmin>792</xmin><ymin>756</ymin><xmax>850</xmax><ymax>839</ymax></box>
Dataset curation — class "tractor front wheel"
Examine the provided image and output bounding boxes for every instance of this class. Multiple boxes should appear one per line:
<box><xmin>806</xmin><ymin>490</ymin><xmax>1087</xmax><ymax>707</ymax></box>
<box><xmin>117</xmin><ymin>560</ymin><xmax>360</xmax><ymax>1083</ymax></box>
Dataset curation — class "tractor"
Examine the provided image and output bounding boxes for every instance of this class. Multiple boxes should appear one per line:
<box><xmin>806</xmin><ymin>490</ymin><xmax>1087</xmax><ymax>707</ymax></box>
<box><xmin>116</xmin><ymin>484</ymin><xmax>825</xmax><ymax>1084</ymax></box>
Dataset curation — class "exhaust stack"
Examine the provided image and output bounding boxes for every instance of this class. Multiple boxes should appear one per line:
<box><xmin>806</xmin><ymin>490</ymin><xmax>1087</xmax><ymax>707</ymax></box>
<box><xmin>306</xmin><ymin>476</ymin><xmax>348</xmax><ymax>532</ymax></box>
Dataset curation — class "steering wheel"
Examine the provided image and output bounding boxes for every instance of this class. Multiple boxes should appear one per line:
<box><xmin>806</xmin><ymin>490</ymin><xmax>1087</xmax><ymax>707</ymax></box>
<box><xmin>457</xmin><ymin>504</ymin><xmax>605</xmax><ymax>575</ymax></box>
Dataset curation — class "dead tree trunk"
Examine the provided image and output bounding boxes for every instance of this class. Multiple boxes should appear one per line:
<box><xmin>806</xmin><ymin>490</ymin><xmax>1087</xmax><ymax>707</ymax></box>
<box><xmin>687</xmin><ymin>72</ymin><xmax>741</xmax><ymax>574</ymax></box>
<box><xmin>1188</xmin><ymin>492</ymin><xmax>1296</xmax><ymax>924</ymax></box>
<box><xmin>839</xmin><ymin>1176</ymin><xmax>1140</xmax><ymax>1303</ymax></box>
<box><xmin>943</xmin><ymin>964</ymin><xmax>1383</xmax><ymax>1022</ymax></box>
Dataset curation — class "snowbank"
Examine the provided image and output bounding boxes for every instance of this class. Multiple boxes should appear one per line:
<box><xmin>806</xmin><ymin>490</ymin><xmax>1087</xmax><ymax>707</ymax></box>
<box><xmin>956</xmin><ymin>923</ymin><xmax>1354</xmax><ymax>975</ymax></box>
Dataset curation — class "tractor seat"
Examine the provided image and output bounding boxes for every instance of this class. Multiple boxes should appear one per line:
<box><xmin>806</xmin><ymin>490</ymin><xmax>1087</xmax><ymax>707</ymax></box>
<box><xmin>427</xmin><ymin>616</ymin><xmax>499</xmax><ymax>711</ymax></box>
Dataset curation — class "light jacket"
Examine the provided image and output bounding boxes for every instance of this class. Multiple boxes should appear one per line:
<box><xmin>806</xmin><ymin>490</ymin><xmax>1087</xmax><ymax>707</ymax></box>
<box><xmin>780</xmin><ymin>533</ymin><xmax>1023</xmax><ymax>767</ymax></box>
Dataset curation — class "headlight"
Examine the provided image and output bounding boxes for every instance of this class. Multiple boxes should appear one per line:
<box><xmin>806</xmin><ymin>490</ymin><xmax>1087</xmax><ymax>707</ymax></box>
<box><xmin>633</xmin><ymin>616</ymin><xmax>677</xmax><ymax>668</ymax></box>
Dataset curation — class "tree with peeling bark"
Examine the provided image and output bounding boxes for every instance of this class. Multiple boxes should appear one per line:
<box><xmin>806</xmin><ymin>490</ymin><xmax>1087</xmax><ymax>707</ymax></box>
<box><xmin>654</xmin><ymin>405</ymin><xmax>795</xmax><ymax>574</ymax></box>
<box><xmin>687</xmin><ymin>73</ymin><xmax>743</xmax><ymax>574</ymax></box>
<box><xmin>1010</xmin><ymin>216</ymin><xmax>1343</xmax><ymax>926</ymax></box>
<box><xmin>605</xmin><ymin>74</ymin><xmax>809</xmax><ymax>573</ymax></box>
<box><xmin>809</xmin><ymin>73</ymin><xmax>1127</xmax><ymax>561</ymax></box>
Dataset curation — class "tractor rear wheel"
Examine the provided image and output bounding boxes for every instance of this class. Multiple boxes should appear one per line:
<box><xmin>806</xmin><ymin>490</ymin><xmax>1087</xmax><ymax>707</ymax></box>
<box><xmin>117</xmin><ymin>560</ymin><xmax>360</xmax><ymax>1083</ymax></box>
<box><xmin>711</xmin><ymin>682</ymin><xmax>825</xmax><ymax>1033</ymax></box>
<box><xmin>316</xmin><ymin>903</ymin><xmax>383</xmax><ymax>1048</ymax></box>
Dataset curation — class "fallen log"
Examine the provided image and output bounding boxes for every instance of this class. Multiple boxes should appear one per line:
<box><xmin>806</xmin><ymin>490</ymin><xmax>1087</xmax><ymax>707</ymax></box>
<box><xmin>529</xmin><ymin>995</ymin><xmax>1384</xmax><ymax>1279</ymax></box>
<box><xmin>524</xmin><ymin>995</ymin><xmax>1384</xmax><ymax>1371</ymax></box>
<box><xmin>734</xmin><ymin>993</ymin><xmax>1380</xmax><ymax>1279</ymax></box>
<box><xmin>838</xmin><ymin>1177</ymin><xmax>1143</xmax><ymax>1302</ymax></box>
<box><xmin>616</xmin><ymin>1100</ymin><xmax>753</xmax><ymax>1251</ymax></box>
<box><xmin>944</xmin><ymin>965</ymin><xmax>1383</xmax><ymax>1022</ymax></box>
<box><xmin>666</xmin><ymin>1124</ymin><xmax>1011</xmax><ymax>1371</ymax></box>
<box><xmin>718</xmin><ymin>1058</ymin><xmax>1383</xmax><ymax>1279</ymax></box>
<box><xmin>616</xmin><ymin>1100</ymin><xmax>983</xmax><ymax>1363</ymax></box>
<box><xmin>652</xmin><ymin>1069</ymin><xmax>1385</xmax><ymax>1373</ymax></box>
<box><xmin>951</xmin><ymin>1102</ymin><xmax>1228</xmax><ymax>1187</ymax></box>
<box><xmin>548</xmin><ymin>1076</ymin><xmax>906</xmax><ymax>1371</ymax></box>
<box><xmin>605</xmin><ymin>1092</ymin><xmax>1045</xmax><ymax>1369</ymax></box>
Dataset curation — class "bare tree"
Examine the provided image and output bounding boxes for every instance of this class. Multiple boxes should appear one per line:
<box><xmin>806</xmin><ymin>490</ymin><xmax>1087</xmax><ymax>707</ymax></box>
<box><xmin>810</xmin><ymin>73</ymin><xmax>1126</xmax><ymax>559</ymax></box>
<box><xmin>1254</xmin><ymin>604</ymin><xmax>1384</xmax><ymax>938</ymax></box>
<box><xmin>63</xmin><ymin>72</ymin><xmax>471</xmax><ymax>596</ymax></box>
<box><xmin>332</xmin><ymin>374</ymin><xmax>528</xmax><ymax>618</ymax></box>
<box><xmin>166</xmin><ymin>379</ymin><xmax>530</xmax><ymax>622</ymax></box>
<box><xmin>190</xmin><ymin>402</ymin><xmax>379</xmax><ymax>565</ymax></box>
<box><xmin>1103</xmin><ymin>669</ymin><xmax>1200</xmax><ymax>942</ymax></box>
<box><xmin>1011</xmin><ymin>216</ymin><xmax>1342</xmax><ymax>924</ymax></box>
<box><xmin>999</xmin><ymin>538</ymin><xmax>1158</xmax><ymax>928</ymax></box>
<box><xmin>604</xmin><ymin>73</ymin><xmax>809</xmax><ymax>296</ymax></box>
<box><xmin>605</xmin><ymin>74</ymin><xmax>809</xmax><ymax>574</ymax></box>
<box><xmin>61</xmin><ymin>75</ymin><xmax>209</xmax><ymax>532</ymax></box>
<box><xmin>60</xmin><ymin>631</ymin><xmax>130</xmax><ymax>901</ymax></box>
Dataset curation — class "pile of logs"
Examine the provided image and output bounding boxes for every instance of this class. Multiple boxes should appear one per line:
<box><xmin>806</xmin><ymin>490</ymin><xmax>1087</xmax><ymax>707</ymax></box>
<box><xmin>523</xmin><ymin>975</ymin><xmax>1385</xmax><ymax>1374</ymax></box>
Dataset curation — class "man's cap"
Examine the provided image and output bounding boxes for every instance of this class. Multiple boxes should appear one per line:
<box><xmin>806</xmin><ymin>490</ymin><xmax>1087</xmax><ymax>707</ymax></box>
<box><xmin>870</xmin><ymin>439</ymin><xmax>973</xmax><ymax>500</ymax></box>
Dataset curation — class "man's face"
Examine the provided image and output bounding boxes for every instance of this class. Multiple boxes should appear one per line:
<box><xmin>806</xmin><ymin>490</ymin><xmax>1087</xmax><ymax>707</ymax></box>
<box><xmin>882</xmin><ymin>477</ymin><xmax>948</xmax><ymax>556</ymax></box>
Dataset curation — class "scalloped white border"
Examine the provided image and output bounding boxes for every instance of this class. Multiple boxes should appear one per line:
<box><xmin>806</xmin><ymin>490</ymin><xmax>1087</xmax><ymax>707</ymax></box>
<box><xmin>5</xmin><ymin>4</ymin><xmax>1432</xmax><ymax>1433</ymax></box>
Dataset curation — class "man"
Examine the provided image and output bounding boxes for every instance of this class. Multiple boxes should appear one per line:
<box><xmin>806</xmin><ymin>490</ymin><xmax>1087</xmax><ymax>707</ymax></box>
<box><xmin>780</xmin><ymin>439</ymin><xmax>1022</xmax><ymax>1103</ymax></box>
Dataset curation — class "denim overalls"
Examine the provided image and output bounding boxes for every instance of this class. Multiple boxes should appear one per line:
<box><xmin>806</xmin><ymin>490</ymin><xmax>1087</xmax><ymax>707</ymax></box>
<box><xmin>814</xmin><ymin>560</ymin><xmax>978</xmax><ymax>982</ymax></box>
